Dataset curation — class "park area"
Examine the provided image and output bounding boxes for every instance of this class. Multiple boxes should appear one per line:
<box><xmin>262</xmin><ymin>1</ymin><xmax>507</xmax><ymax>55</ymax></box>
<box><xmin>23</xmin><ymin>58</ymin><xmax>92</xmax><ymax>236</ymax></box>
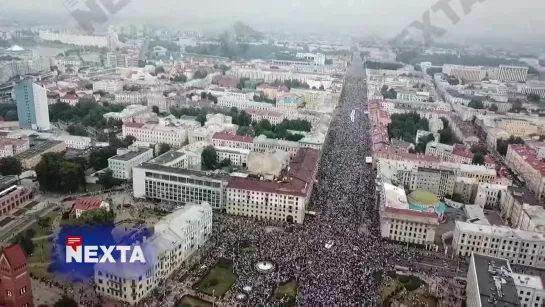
<box><xmin>196</xmin><ymin>259</ymin><xmax>237</xmax><ymax>297</ymax></box>
<box><xmin>274</xmin><ymin>281</ymin><xmax>298</xmax><ymax>306</ymax></box>
<box><xmin>176</xmin><ymin>295</ymin><xmax>213</xmax><ymax>307</ymax></box>
<box><xmin>381</xmin><ymin>273</ymin><xmax>438</xmax><ymax>307</ymax></box>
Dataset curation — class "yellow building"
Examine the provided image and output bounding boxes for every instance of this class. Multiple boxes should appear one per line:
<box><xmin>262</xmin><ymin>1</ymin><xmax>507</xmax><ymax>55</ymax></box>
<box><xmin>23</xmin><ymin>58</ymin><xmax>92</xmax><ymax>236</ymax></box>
<box><xmin>15</xmin><ymin>140</ymin><xmax>66</xmax><ymax>169</ymax></box>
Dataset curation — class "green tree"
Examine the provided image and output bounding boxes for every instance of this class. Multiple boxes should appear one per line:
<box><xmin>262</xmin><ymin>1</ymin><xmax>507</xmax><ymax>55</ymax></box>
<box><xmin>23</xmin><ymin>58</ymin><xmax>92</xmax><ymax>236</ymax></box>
<box><xmin>472</xmin><ymin>152</ymin><xmax>485</xmax><ymax>165</ymax></box>
<box><xmin>527</xmin><ymin>93</ymin><xmax>541</xmax><ymax>102</ymax></box>
<box><xmin>152</xmin><ymin>106</ymin><xmax>160</xmax><ymax>114</ymax></box>
<box><xmin>201</xmin><ymin>92</ymin><xmax>207</xmax><ymax>99</ymax></box>
<box><xmin>66</xmin><ymin>125</ymin><xmax>88</xmax><ymax>136</ymax></box>
<box><xmin>468</xmin><ymin>99</ymin><xmax>484</xmax><ymax>109</ymax></box>
<box><xmin>155</xmin><ymin>66</ymin><xmax>165</xmax><ymax>74</ymax></box>
<box><xmin>78</xmin><ymin>208</ymin><xmax>115</xmax><ymax>225</ymax></box>
<box><xmin>0</xmin><ymin>157</ymin><xmax>22</xmax><ymax>177</ymax></box>
<box><xmin>54</xmin><ymin>296</ymin><xmax>78</xmax><ymax>307</ymax></box>
<box><xmin>319</xmin><ymin>85</ymin><xmax>325</xmax><ymax>90</ymax></box>
<box><xmin>4</xmin><ymin>110</ymin><xmax>17</xmax><ymax>121</ymax></box>
<box><xmin>193</xmin><ymin>70</ymin><xmax>207</xmax><ymax>79</ymax></box>
<box><xmin>438</xmin><ymin>127</ymin><xmax>455</xmax><ymax>145</ymax></box>
<box><xmin>440</xmin><ymin>117</ymin><xmax>449</xmax><ymax>128</ymax></box>
<box><xmin>415</xmin><ymin>134</ymin><xmax>435</xmax><ymax>153</ymax></box>
<box><xmin>158</xmin><ymin>143</ymin><xmax>171</xmax><ymax>155</ymax></box>
<box><xmin>220</xmin><ymin>158</ymin><xmax>231</xmax><ymax>167</ymax></box>
<box><xmin>201</xmin><ymin>146</ymin><xmax>218</xmax><ymax>170</ymax></box>
<box><xmin>236</xmin><ymin>126</ymin><xmax>254</xmax><ymax>136</ymax></box>
<box><xmin>286</xmin><ymin>133</ymin><xmax>304</xmax><ymax>142</ymax></box>
<box><xmin>489</xmin><ymin>104</ymin><xmax>498</xmax><ymax>112</ymax></box>
<box><xmin>98</xmin><ymin>169</ymin><xmax>123</xmax><ymax>189</ymax></box>
<box><xmin>171</xmin><ymin>75</ymin><xmax>187</xmax><ymax>83</ymax></box>
<box><xmin>497</xmin><ymin>135</ymin><xmax>524</xmax><ymax>156</ymax></box>
<box><xmin>88</xmin><ymin>147</ymin><xmax>117</xmax><ymax>170</ymax></box>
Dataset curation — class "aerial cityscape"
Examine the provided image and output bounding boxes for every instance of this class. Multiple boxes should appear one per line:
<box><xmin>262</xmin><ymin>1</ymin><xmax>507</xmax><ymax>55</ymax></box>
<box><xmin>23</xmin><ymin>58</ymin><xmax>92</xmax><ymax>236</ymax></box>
<box><xmin>0</xmin><ymin>1</ymin><xmax>545</xmax><ymax>306</ymax></box>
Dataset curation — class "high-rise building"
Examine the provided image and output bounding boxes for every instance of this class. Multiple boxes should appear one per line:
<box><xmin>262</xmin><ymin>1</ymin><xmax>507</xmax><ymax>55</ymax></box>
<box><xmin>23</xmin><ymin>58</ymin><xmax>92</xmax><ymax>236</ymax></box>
<box><xmin>0</xmin><ymin>245</ymin><xmax>34</xmax><ymax>307</ymax></box>
<box><xmin>15</xmin><ymin>79</ymin><xmax>50</xmax><ymax>130</ymax></box>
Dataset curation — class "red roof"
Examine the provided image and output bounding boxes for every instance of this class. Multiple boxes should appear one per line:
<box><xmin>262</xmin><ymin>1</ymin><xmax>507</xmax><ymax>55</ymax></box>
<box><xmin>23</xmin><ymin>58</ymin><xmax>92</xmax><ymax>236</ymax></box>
<box><xmin>453</xmin><ymin>144</ymin><xmax>473</xmax><ymax>159</ymax></box>
<box><xmin>124</xmin><ymin>122</ymin><xmax>145</xmax><ymax>128</ymax></box>
<box><xmin>227</xmin><ymin>148</ymin><xmax>320</xmax><ymax>197</ymax></box>
<box><xmin>1</xmin><ymin>245</ymin><xmax>28</xmax><ymax>268</ymax></box>
<box><xmin>72</xmin><ymin>197</ymin><xmax>103</xmax><ymax>212</ymax></box>
<box><xmin>509</xmin><ymin>144</ymin><xmax>545</xmax><ymax>174</ymax></box>
<box><xmin>278</xmin><ymin>85</ymin><xmax>289</xmax><ymax>92</ymax></box>
<box><xmin>212</xmin><ymin>132</ymin><xmax>254</xmax><ymax>143</ymax></box>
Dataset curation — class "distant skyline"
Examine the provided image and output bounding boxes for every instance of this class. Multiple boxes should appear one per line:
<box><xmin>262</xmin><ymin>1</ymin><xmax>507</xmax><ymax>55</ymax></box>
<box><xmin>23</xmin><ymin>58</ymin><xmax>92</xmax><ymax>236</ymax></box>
<box><xmin>0</xmin><ymin>0</ymin><xmax>544</xmax><ymax>44</ymax></box>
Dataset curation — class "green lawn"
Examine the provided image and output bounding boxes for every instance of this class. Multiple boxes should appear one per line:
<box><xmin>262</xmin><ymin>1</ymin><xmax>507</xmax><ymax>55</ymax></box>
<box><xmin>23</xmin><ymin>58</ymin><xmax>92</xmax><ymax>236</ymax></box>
<box><xmin>27</xmin><ymin>239</ymin><xmax>51</xmax><ymax>264</ymax></box>
<box><xmin>12</xmin><ymin>209</ymin><xmax>27</xmax><ymax>216</ymax></box>
<box><xmin>196</xmin><ymin>260</ymin><xmax>237</xmax><ymax>297</ymax></box>
<box><xmin>177</xmin><ymin>295</ymin><xmax>213</xmax><ymax>307</ymax></box>
<box><xmin>275</xmin><ymin>281</ymin><xmax>298</xmax><ymax>305</ymax></box>
<box><xmin>28</xmin><ymin>265</ymin><xmax>51</xmax><ymax>280</ymax></box>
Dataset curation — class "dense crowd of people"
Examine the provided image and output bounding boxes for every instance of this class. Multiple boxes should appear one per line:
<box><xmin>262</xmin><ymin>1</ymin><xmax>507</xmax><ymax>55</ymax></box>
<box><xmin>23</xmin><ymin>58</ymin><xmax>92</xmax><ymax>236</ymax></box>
<box><xmin>67</xmin><ymin>55</ymin><xmax>461</xmax><ymax>307</ymax></box>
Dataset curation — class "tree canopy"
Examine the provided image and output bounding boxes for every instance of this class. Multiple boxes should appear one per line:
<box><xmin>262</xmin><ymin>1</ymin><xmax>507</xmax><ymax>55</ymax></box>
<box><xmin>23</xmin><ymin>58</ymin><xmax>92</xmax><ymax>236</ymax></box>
<box><xmin>387</xmin><ymin>113</ymin><xmax>429</xmax><ymax>144</ymax></box>
<box><xmin>158</xmin><ymin>143</ymin><xmax>171</xmax><ymax>156</ymax></box>
<box><xmin>365</xmin><ymin>61</ymin><xmax>404</xmax><ymax>70</ymax></box>
<box><xmin>497</xmin><ymin>136</ymin><xmax>524</xmax><ymax>156</ymax></box>
<box><xmin>0</xmin><ymin>157</ymin><xmax>22</xmax><ymax>177</ymax></box>
<box><xmin>49</xmin><ymin>100</ymin><xmax>125</xmax><ymax>130</ymax></box>
<box><xmin>468</xmin><ymin>99</ymin><xmax>484</xmax><ymax>110</ymax></box>
<box><xmin>472</xmin><ymin>152</ymin><xmax>485</xmax><ymax>165</ymax></box>
<box><xmin>35</xmin><ymin>153</ymin><xmax>86</xmax><ymax>193</ymax></box>
<box><xmin>201</xmin><ymin>146</ymin><xmax>218</xmax><ymax>170</ymax></box>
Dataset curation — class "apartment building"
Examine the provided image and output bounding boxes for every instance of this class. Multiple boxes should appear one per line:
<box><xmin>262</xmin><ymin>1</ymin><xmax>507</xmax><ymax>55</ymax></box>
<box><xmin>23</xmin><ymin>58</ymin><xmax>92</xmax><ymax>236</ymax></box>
<box><xmin>252</xmin><ymin>135</ymin><xmax>300</xmax><ymax>159</ymax></box>
<box><xmin>0</xmin><ymin>185</ymin><xmax>31</xmax><ymax>219</ymax></box>
<box><xmin>406</xmin><ymin>167</ymin><xmax>456</xmax><ymax>198</ymax></box>
<box><xmin>149</xmin><ymin>149</ymin><xmax>201</xmax><ymax>171</ymax></box>
<box><xmin>95</xmin><ymin>202</ymin><xmax>212</xmax><ymax>305</ymax></box>
<box><xmin>517</xmin><ymin>81</ymin><xmax>545</xmax><ymax>97</ymax></box>
<box><xmin>452</xmin><ymin>221</ymin><xmax>545</xmax><ymax>268</ymax></box>
<box><xmin>453</xmin><ymin>177</ymin><xmax>479</xmax><ymax>203</ymax></box>
<box><xmin>15</xmin><ymin>140</ymin><xmax>66</xmax><ymax>169</ymax></box>
<box><xmin>500</xmin><ymin>186</ymin><xmax>545</xmax><ymax>233</ymax></box>
<box><xmin>93</xmin><ymin>80</ymin><xmax>123</xmax><ymax>93</ymax></box>
<box><xmin>452</xmin><ymin>144</ymin><xmax>495</xmax><ymax>169</ymax></box>
<box><xmin>225</xmin><ymin>148</ymin><xmax>320</xmax><ymax>223</ymax></box>
<box><xmin>449</xmin><ymin>115</ymin><xmax>479</xmax><ymax>145</ymax></box>
<box><xmin>108</xmin><ymin>147</ymin><xmax>154</xmax><ymax>180</ymax></box>
<box><xmin>425</xmin><ymin>142</ymin><xmax>454</xmax><ymax>161</ymax></box>
<box><xmin>511</xmin><ymin>272</ymin><xmax>545</xmax><ymax>307</ymax></box>
<box><xmin>0</xmin><ymin>138</ymin><xmax>30</xmax><ymax>158</ymax></box>
<box><xmin>505</xmin><ymin>144</ymin><xmax>545</xmax><ymax>201</ymax></box>
<box><xmin>378</xmin><ymin>183</ymin><xmax>441</xmax><ymax>246</ymax></box>
<box><xmin>106</xmin><ymin>52</ymin><xmax>139</xmax><ymax>68</ymax></box>
<box><xmin>497</xmin><ymin>65</ymin><xmax>528</xmax><ymax>82</ymax></box>
<box><xmin>498</xmin><ymin>120</ymin><xmax>538</xmax><ymax>138</ymax></box>
<box><xmin>133</xmin><ymin>163</ymin><xmax>229</xmax><ymax>209</ymax></box>
<box><xmin>474</xmin><ymin>183</ymin><xmax>507</xmax><ymax>208</ymax></box>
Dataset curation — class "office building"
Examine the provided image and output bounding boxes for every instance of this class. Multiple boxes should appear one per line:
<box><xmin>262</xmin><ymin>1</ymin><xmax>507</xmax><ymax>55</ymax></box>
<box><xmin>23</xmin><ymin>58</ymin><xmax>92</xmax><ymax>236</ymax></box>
<box><xmin>0</xmin><ymin>245</ymin><xmax>34</xmax><ymax>307</ymax></box>
<box><xmin>378</xmin><ymin>183</ymin><xmax>444</xmax><ymax>245</ymax></box>
<box><xmin>500</xmin><ymin>187</ymin><xmax>545</xmax><ymax>233</ymax></box>
<box><xmin>452</xmin><ymin>221</ymin><xmax>545</xmax><ymax>268</ymax></box>
<box><xmin>225</xmin><ymin>148</ymin><xmax>320</xmax><ymax>223</ymax></box>
<box><xmin>505</xmin><ymin>144</ymin><xmax>545</xmax><ymax>201</ymax></box>
<box><xmin>497</xmin><ymin>65</ymin><xmax>528</xmax><ymax>82</ymax></box>
<box><xmin>133</xmin><ymin>163</ymin><xmax>229</xmax><ymax>209</ymax></box>
<box><xmin>15</xmin><ymin>80</ymin><xmax>50</xmax><ymax>130</ymax></box>
<box><xmin>93</xmin><ymin>80</ymin><xmax>124</xmax><ymax>93</ymax></box>
<box><xmin>108</xmin><ymin>146</ymin><xmax>154</xmax><ymax>180</ymax></box>
<box><xmin>95</xmin><ymin>202</ymin><xmax>212</xmax><ymax>305</ymax></box>
<box><xmin>15</xmin><ymin>140</ymin><xmax>66</xmax><ymax>169</ymax></box>
<box><xmin>442</xmin><ymin>65</ymin><xmax>487</xmax><ymax>82</ymax></box>
<box><xmin>466</xmin><ymin>253</ymin><xmax>521</xmax><ymax>307</ymax></box>
<box><xmin>215</xmin><ymin>146</ymin><xmax>250</xmax><ymax>167</ymax></box>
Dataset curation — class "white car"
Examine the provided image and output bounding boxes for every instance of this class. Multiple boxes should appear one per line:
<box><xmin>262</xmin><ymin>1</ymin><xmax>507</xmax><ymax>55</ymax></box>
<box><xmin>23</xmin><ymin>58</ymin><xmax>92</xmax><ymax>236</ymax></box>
<box><xmin>325</xmin><ymin>240</ymin><xmax>334</xmax><ymax>249</ymax></box>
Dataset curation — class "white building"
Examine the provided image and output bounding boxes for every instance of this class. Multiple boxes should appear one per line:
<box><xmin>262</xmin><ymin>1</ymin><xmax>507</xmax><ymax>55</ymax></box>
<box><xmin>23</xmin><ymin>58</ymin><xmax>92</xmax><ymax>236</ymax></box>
<box><xmin>474</xmin><ymin>183</ymin><xmax>507</xmax><ymax>208</ymax></box>
<box><xmin>123</xmin><ymin>121</ymin><xmax>190</xmax><ymax>147</ymax></box>
<box><xmin>133</xmin><ymin>163</ymin><xmax>230</xmax><ymax>209</ymax></box>
<box><xmin>149</xmin><ymin>149</ymin><xmax>201</xmax><ymax>171</ymax></box>
<box><xmin>497</xmin><ymin>65</ymin><xmax>528</xmax><ymax>82</ymax></box>
<box><xmin>517</xmin><ymin>81</ymin><xmax>545</xmax><ymax>97</ymax></box>
<box><xmin>108</xmin><ymin>146</ymin><xmax>154</xmax><ymax>180</ymax></box>
<box><xmin>15</xmin><ymin>79</ymin><xmax>50</xmax><ymax>131</ymax></box>
<box><xmin>217</xmin><ymin>96</ymin><xmax>275</xmax><ymax>111</ymax></box>
<box><xmin>215</xmin><ymin>146</ymin><xmax>250</xmax><ymax>167</ymax></box>
<box><xmin>93</xmin><ymin>80</ymin><xmax>124</xmax><ymax>93</ymax></box>
<box><xmin>103</xmin><ymin>105</ymin><xmax>149</xmax><ymax>122</ymax></box>
<box><xmin>512</xmin><ymin>272</ymin><xmax>545</xmax><ymax>307</ymax></box>
<box><xmin>442</xmin><ymin>64</ymin><xmax>488</xmax><ymax>82</ymax></box>
<box><xmin>95</xmin><ymin>202</ymin><xmax>212</xmax><ymax>305</ymax></box>
<box><xmin>453</xmin><ymin>221</ymin><xmax>545</xmax><ymax>268</ymax></box>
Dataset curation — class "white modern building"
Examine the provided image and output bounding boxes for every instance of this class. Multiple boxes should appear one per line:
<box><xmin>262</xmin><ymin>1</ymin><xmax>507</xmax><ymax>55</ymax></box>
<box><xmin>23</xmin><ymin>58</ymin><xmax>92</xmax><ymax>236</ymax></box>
<box><xmin>122</xmin><ymin>121</ymin><xmax>190</xmax><ymax>147</ymax></box>
<box><xmin>453</xmin><ymin>221</ymin><xmax>545</xmax><ymax>268</ymax></box>
<box><xmin>133</xmin><ymin>163</ymin><xmax>230</xmax><ymax>209</ymax></box>
<box><xmin>95</xmin><ymin>202</ymin><xmax>212</xmax><ymax>305</ymax></box>
<box><xmin>215</xmin><ymin>146</ymin><xmax>250</xmax><ymax>167</ymax></box>
<box><xmin>108</xmin><ymin>146</ymin><xmax>154</xmax><ymax>180</ymax></box>
<box><xmin>474</xmin><ymin>183</ymin><xmax>507</xmax><ymax>208</ymax></box>
<box><xmin>497</xmin><ymin>65</ymin><xmax>528</xmax><ymax>82</ymax></box>
<box><xmin>114</xmin><ymin>91</ymin><xmax>147</xmax><ymax>105</ymax></box>
<box><xmin>14</xmin><ymin>79</ymin><xmax>50</xmax><ymax>130</ymax></box>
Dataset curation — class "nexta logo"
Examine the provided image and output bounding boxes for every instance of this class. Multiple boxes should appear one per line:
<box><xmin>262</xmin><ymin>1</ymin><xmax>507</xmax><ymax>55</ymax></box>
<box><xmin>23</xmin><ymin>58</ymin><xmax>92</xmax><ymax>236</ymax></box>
<box><xmin>65</xmin><ymin>236</ymin><xmax>146</xmax><ymax>264</ymax></box>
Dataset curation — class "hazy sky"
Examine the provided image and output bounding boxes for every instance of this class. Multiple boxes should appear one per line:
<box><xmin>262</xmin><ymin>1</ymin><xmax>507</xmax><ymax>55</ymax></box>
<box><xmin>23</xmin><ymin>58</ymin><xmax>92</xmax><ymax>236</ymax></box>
<box><xmin>1</xmin><ymin>0</ymin><xmax>544</xmax><ymax>41</ymax></box>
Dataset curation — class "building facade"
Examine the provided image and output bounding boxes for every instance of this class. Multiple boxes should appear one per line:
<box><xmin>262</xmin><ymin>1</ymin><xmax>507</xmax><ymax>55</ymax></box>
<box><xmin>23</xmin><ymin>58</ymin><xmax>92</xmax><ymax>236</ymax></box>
<box><xmin>15</xmin><ymin>80</ymin><xmax>50</xmax><ymax>130</ymax></box>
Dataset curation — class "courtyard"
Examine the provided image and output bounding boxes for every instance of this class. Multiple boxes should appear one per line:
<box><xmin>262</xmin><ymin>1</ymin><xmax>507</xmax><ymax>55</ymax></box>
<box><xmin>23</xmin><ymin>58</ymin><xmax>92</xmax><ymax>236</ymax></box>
<box><xmin>195</xmin><ymin>259</ymin><xmax>237</xmax><ymax>297</ymax></box>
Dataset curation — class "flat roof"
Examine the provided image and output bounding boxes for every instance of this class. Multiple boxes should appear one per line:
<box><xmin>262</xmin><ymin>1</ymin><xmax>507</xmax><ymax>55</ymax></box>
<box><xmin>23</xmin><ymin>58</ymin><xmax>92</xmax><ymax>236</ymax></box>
<box><xmin>136</xmin><ymin>163</ymin><xmax>231</xmax><ymax>181</ymax></box>
<box><xmin>472</xmin><ymin>254</ymin><xmax>520</xmax><ymax>307</ymax></box>
<box><xmin>507</xmin><ymin>186</ymin><xmax>539</xmax><ymax>207</ymax></box>
<box><xmin>109</xmin><ymin>147</ymin><xmax>151</xmax><ymax>162</ymax></box>
<box><xmin>149</xmin><ymin>150</ymin><xmax>185</xmax><ymax>165</ymax></box>
<box><xmin>15</xmin><ymin>140</ymin><xmax>64</xmax><ymax>160</ymax></box>
<box><xmin>510</xmin><ymin>273</ymin><xmax>544</xmax><ymax>290</ymax></box>
<box><xmin>456</xmin><ymin>221</ymin><xmax>545</xmax><ymax>241</ymax></box>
